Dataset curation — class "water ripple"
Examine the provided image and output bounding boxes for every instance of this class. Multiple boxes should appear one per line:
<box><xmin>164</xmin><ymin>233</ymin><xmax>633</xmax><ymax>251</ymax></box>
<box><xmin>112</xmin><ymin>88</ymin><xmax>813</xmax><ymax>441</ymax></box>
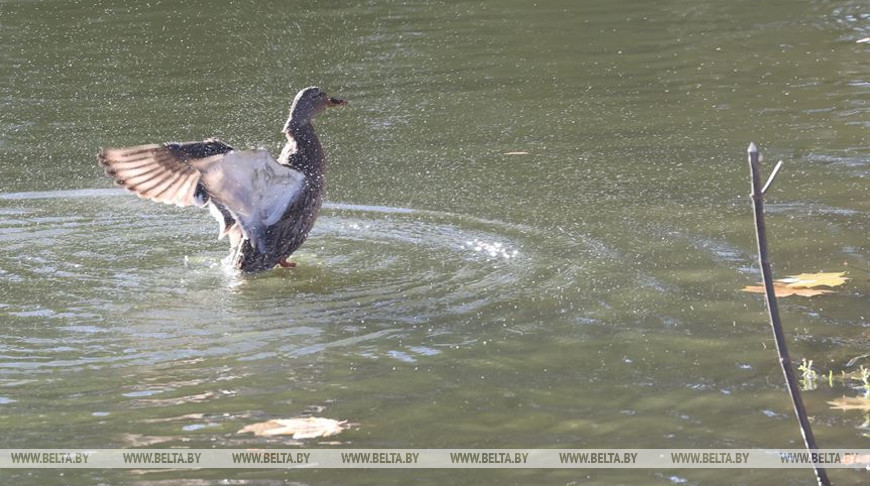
<box><xmin>0</xmin><ymin>188</ymin><xmax>601</xmax><ymax>371</ymax></box>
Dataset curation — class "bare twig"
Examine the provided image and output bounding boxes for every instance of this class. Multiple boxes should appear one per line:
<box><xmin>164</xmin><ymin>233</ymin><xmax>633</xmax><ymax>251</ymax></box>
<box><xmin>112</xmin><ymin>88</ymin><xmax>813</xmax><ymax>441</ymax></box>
<box><xmin>747</xmin><ymin>142</ymin><xmax>830</xmax><ymax>486</ymax></box>
<box><xmin>761</xmin><ymin>160</ymin><xmax>784</xmax><ymax>195</ymax></box>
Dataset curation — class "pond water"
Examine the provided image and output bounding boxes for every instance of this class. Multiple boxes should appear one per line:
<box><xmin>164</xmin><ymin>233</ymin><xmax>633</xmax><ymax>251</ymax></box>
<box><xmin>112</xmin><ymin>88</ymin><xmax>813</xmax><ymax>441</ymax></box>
<box><xmin>0</xmin><ymin>0</ymin><xmax>867</xmax><ymax>484</ymax></box>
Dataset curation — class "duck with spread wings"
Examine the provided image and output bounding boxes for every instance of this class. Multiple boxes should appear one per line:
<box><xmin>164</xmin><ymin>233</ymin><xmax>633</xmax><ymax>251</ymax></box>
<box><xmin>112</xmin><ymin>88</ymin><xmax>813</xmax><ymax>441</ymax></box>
<box><xmin>98</xmin><ymin>86</ymin><xmax>346</xmax><ymax>273</ymax></box>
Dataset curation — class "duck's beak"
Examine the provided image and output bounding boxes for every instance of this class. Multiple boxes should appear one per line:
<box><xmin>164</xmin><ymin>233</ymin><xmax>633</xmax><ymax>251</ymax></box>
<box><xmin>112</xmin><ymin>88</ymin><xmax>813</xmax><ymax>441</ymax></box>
<box><xmin>327</xmin><ymin>96</ymin><xmax>347</xmax><ymax>107</ymax></box>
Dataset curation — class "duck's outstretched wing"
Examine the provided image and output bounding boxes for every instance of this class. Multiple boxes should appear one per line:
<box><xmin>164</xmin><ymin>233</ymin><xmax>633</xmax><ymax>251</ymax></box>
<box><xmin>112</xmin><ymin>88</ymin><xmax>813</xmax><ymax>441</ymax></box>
<box><xmin>98</xmin><ymin>139</ymin><xmax>235</xmax><ymax>207</ymax></box>
<box><xmin>195</xmin><ymin>149</ymin><xmax>307</xmax><ymax>253</ymax></box>
<box><xmin>99</xmin><ymin>141</ymin><xmax>306</xmax><ymax>254</ymax></box>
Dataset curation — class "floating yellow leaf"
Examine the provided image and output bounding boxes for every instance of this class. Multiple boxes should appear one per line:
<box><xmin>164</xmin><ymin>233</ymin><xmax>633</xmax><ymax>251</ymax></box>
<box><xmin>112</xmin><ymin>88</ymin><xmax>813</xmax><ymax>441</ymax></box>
<box><xmin>827</xmin><ymin>396</ymin><xmax>870</xmax><ymax>412</ymax></box>
<box><xmin>741</xmin><ymin>283</ymin><xmax>832</xmax><ymax>297</ymax></box>
<box><xmin>779</xmin><ymin>272</ymin><xmax>849</xmax><ymax>289</ymax></box>
<box><xmin>503</xmin><ymin>151</ymin><xmax>529</xmax><ymax>155</ymax></box>
<box><xmin>238</xmin><ymin>417</ymin><xmax>351</xmax><ymax>439</ymax></box>
<box><xmin>741</xmin><ymin>271</ymin><xmax>847</xmax><ymax>297</ymax></box>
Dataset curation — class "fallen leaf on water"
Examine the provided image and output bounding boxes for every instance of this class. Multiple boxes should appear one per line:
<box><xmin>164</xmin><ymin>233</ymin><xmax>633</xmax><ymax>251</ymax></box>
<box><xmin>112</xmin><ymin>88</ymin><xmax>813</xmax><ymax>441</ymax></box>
<box><xmin>741</xmin><ymin>271</ymin><xmax>848</xmax><ymax>297</ymax></box>
<box><xmin>238</xmin><ymin>417</ymin><xmax>350</xmax><ymax>439</ymax></box>
<box><xmin>503</xmin><ymin>151</ymin><xmax>529</xmax><ymax>155</ymax></box>
<box><xmin>827</xmin><ymin>396</ymin><xmax>870</xmax><ymax>412</ymax></box>
<box><xmin>143</xmin><ymin>413</ymin><xmax>205</xmax><ymax>424</ymax></box>
<box><xmin>741</xmin><ymin>283</ymin><xmax>832</xmax><ymax>297</ymax></box>
<box><xmin>779</xmin><ymin>271</ymin><xmax>849</xmax><ymax>289</ymax></box>
<box><xmin>120</xmin><ymin>433</ymin><xmax>176</xmax><ymax>447</ymax></box>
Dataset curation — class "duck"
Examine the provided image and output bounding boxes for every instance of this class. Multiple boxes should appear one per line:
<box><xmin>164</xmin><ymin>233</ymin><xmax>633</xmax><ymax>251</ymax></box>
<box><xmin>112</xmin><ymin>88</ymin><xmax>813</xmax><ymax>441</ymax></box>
<box><xmin>98</xmin><ymin>86</ymin><xmax>346</xmax><ymax>273</ymax></box>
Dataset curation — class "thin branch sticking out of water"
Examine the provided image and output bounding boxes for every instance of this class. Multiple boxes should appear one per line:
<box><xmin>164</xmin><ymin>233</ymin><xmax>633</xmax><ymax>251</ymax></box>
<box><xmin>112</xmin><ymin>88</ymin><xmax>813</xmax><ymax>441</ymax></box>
<box><xmin>746</xmin><ymin>142</ymin><xmax>830</xmax><ymax>486</ymax></box>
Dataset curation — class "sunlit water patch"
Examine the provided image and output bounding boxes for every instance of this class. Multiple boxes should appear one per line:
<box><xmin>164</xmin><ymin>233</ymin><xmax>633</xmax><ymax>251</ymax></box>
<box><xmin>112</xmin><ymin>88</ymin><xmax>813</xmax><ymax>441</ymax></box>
<box><xmin>0</xmin><ymin>189</ymin><xmax>608</xmax><ymax>374</ymax></box>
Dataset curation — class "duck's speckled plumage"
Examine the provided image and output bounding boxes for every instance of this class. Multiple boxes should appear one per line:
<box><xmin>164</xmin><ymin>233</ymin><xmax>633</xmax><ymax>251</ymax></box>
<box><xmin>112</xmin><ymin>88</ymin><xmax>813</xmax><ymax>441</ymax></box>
<box><xmin>98</xmin><ymin>86</ymin><xmax>346</xmax><ymax>273</ymax></box>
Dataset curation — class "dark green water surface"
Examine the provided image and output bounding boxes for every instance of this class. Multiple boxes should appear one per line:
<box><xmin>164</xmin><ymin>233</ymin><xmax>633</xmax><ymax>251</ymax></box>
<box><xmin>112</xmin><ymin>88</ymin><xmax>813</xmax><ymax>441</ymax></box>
<box><xmin>0</xmin><ymin>0</ymin><xmax>867</xmax><ymax>484</ymax></box>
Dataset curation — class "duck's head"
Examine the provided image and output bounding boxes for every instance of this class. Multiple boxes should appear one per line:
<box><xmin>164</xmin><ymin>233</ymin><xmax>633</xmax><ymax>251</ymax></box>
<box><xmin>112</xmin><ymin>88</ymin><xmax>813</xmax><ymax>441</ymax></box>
<box><xmin>287</xmin><ymin>86</ymin><xmax>346</xmax><ymax>126</ymax></box>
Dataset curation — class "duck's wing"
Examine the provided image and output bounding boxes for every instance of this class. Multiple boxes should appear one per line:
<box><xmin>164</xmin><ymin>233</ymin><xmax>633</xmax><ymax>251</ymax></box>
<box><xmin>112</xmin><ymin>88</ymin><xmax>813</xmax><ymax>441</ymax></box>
<box><xmin>98</xmin><ymin>139</ymin><xmax>234</xmax><ymax>207</ymax></box>
<box><xmin>100</xmin><ymin>141</ymin><xmax>306</xmax><ymax>254</ymax></box>
<box><xmin>194</xmin><ymin>149</ymin><xmax>307</xmax><ymax>254</ymax></box>
<box><xmin>167</xmin><ymin>139</ymin><xmax>235</xmax><ymax>159</ymax></box>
